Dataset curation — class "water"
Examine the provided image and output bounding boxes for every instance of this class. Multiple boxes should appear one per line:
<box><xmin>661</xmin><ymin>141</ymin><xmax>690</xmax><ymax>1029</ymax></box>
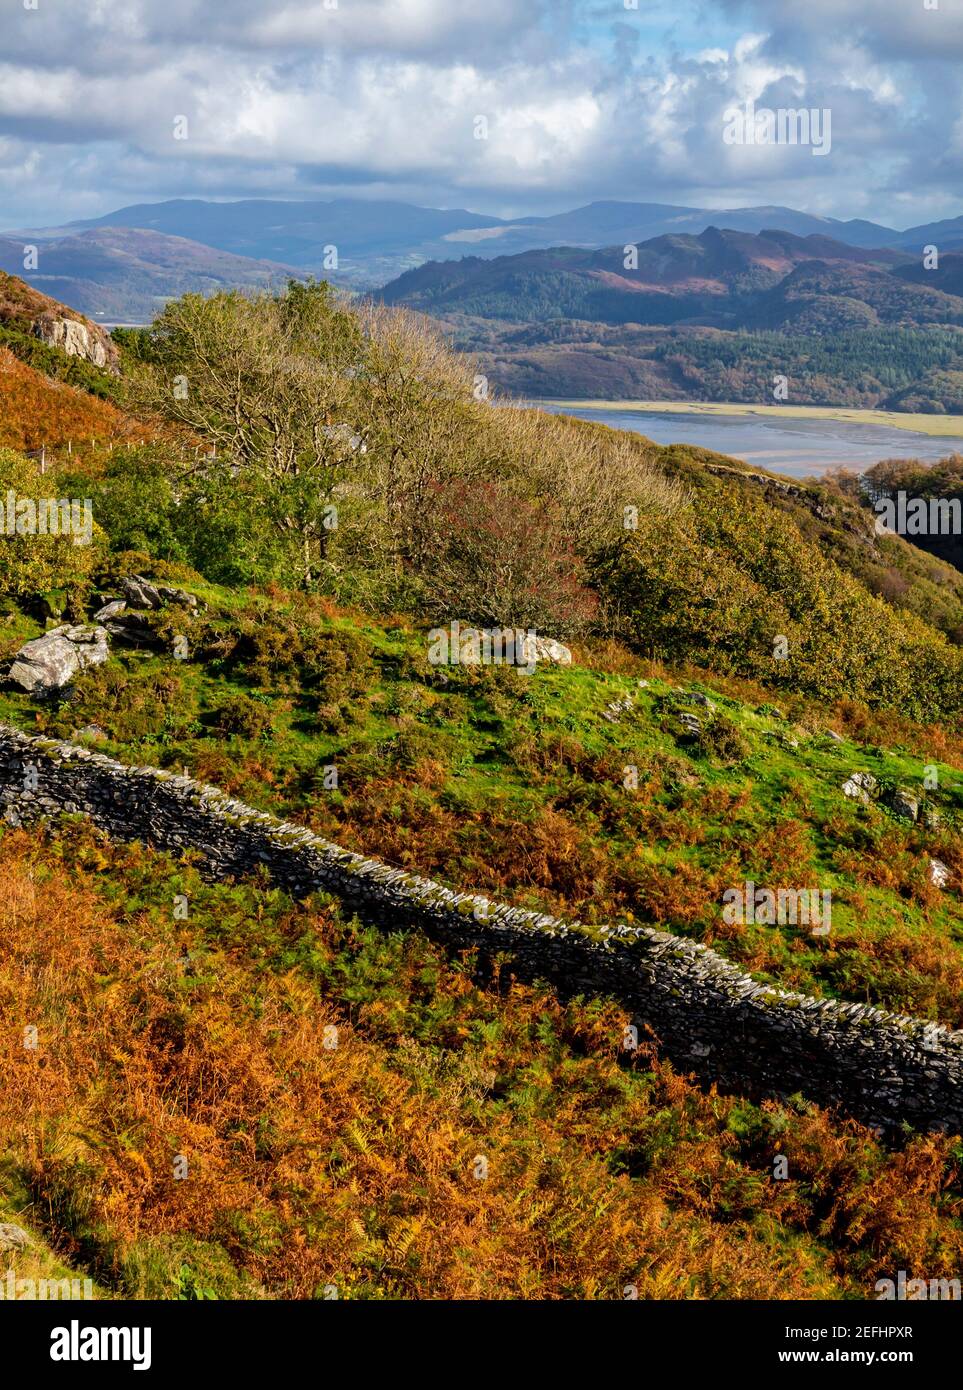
<box><xmin>538</xmin><ymin>405</ymin><xmax>963</xmax><ymax>480</ymax></box>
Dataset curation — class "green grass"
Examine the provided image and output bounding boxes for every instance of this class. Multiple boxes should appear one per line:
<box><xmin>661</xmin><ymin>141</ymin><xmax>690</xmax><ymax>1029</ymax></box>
<box><xmin>5</xmin><ymin>584</ymin><xmax>963</xmax><ymax>1024</ymax></box>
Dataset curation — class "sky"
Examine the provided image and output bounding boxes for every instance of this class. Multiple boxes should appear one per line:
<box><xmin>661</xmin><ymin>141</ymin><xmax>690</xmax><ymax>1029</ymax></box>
<box><xmin>1</xmin><ymin>0</ymin><xmax>962</xmax><ymax>229</ymax></box>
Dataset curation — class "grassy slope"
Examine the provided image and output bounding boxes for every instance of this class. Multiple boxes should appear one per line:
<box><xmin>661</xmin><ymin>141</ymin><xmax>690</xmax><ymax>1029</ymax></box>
<box><xmin>0</xmin><ymin>348</ymin><xmax>140</xmax><ymax>452</ymax></box>
<box><xmin>4</xmin><ymin>583</ymin><xmax>963</xmax><ymax>1024</ymax></box>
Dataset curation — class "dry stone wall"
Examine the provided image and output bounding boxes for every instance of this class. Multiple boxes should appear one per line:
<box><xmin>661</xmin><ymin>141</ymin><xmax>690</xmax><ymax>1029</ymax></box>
<box><xmin>1</xmin><ymin>723</ymin><xmax>961</xmax><ymax>1135</ymax></box>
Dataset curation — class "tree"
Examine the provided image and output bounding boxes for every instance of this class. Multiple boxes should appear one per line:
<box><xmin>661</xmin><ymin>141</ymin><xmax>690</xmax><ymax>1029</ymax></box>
<box><xmin>130</xmin><ymin>280</ymin><xmax>366</xmax><ymax>587</ymax></box>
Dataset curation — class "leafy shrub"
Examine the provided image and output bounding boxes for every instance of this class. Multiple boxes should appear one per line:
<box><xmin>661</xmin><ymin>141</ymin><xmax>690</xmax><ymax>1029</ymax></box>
<box><xmin>45</xmin><ymin>665</ymin><xmax>199</xmax><ymax>742</ymax></box>
<box><xmin>597</xmin><ymin>482</ymin><xmax>963</xmax><ymax>723</ymax></box>
<box><xmin>234</xmin><ymin>607</ymin><xmax>379</xmax><ymax>728</ymax></box>
<box><xmin>418</xmin><ymin>477</ymin><xmax>599</xmax><ymax>637</ymax></box>
<box><xmin>0</xmin><ymin>448</ymin><xmax>105</xmax><ymax>613</ymax></box>
<box><xmin>693</xmin><ymin>715</ymin><xmax>750</xmax><ymax>764</ymax></box>
<box><xmin>213</xmin><ymin>694</ymin><xmax>272</xmax><ymax>740</ymax></box>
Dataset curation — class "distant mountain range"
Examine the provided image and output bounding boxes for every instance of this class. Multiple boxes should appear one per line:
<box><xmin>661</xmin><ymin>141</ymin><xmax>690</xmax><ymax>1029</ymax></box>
<box><xmin>379</xmin><ymin>226</ymin><xmax>963</xmax><ymax>331</ymax></box>
<box><xmin>4</xmin><ymin>196</ymin><xmax>963</xmax><ymax>322</ymax></box>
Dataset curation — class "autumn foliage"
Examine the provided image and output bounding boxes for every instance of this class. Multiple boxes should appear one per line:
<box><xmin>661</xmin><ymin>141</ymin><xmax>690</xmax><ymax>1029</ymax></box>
<box><xmin>0</xmin><ymin>349</ymin><xmax>140</xmax><ymax>452</ymax></box>
<box><xmin>1</xmin><ymin>826</ymin><xmax>961</xmax><ymax>1300</ymax></box>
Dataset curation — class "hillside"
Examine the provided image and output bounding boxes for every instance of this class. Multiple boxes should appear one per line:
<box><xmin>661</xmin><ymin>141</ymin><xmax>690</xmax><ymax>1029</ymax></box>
<box><xmin>9</xmin><ymin>196</ymin><xmax>963</xmax><ymax>320</ymax></box>
<box><xmin>3</xmin><ymin>274</ymin><xmax>963</xmax><ymax>1301</ymax></box>
<box><xmin>3</xmin><ymin>537</ymin><xmax>963</xmax><ymax>1299</ymax></box>
<box><xmin>0</xmin><ymin>349</ymin><xmax>140</xmax><ymax>451</ymax></box>
<box><xmin>377</xmin><ymin>228</ymin><xmax>963</xmax><ymax>408</ymax></box>
<box><xmin>11</xmin><ymin>196</ymin><xmax>925</xmax><ymax>291</ymax></box>
<box><xmin>0</xmin><ymin>228</ymin><xmax>301</xmax><ymax>323</ymax></box>
<box><xmin>379</xmin><ymin>227</ymin><xmax>956</xmax><ymax>328</ymax></box>
<box><xmin>895</xmin><ymin>253</ymin><xmax>963</xmax><ymax>299</ymax></box>
<box><xmin>0</xmin><ymin>270</ymin><xmax>118</xmax><ymax>369</ymax></box>
<box><xmin>0</xmin><ymin>273</ymin><xmax>153</xmax><ymax>449</ymax></box>
<box><xmin>5</xmin><ymin>822</ymin><xmax>960</xmax><ymax>1300</ymax></box>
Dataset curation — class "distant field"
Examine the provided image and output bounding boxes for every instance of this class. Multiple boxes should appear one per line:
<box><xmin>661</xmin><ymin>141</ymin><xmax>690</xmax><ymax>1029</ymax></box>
<box><xmin>541</xmin><ymin>399</ymin><xmax>963</xmax><ymax>438</ymax></box>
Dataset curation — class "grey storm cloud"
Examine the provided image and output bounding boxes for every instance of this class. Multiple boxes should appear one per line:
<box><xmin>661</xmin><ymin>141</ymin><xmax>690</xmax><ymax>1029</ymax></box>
<box><xmin>0</xmin><ymin>0</ymin><xmax>960</xmax><ymax>228</ymax></box>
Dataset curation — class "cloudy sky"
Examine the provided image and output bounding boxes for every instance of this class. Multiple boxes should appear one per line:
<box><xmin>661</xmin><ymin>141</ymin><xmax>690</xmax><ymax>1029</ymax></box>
<box><xmin>2</xmin><ymin>0</ymin><xmax>962</xmax><ymax>229</ymax></box>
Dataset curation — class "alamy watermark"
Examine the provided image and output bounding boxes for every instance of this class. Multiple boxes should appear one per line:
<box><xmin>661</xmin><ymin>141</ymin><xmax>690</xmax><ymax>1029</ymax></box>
<box><xmin>1</xmin><ymin>1269</ymin><xmax>94</xmax><ymax>1300</ymax></box>
<box><xmin>874</xmin><ymin>492</ymin><xmax>962</xmax><ymax>536</ymax></box>
<box><xmin>0</xmin><ymin>490</ymin><xmax>93</xmax><ymax>546</ymax></box>
<box><xmin>723</xmin><ymin>99</ymin><xmax>831</xmax><ymax>156</ymax></box>
<box><xmin>427</xmin><ymin>621</ymin><xmax>537</xmax><ymax>676</ymax></box>
<box><xmin>723</xmin><ymin>881</ymin><xmax>831</xmax><ymax>936</ymax></box>
<box><xmin>875</xmin><ymin>1270</ymin><xmax>960</xmax><ymax>1301</ymax></box>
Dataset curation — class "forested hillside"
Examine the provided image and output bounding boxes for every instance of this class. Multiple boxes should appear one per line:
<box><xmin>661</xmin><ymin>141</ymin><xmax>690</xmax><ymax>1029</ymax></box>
<box><xmin>380</xmin><ymin>229</ymin><xmax>963</xmax><ymax>409</ymax></box>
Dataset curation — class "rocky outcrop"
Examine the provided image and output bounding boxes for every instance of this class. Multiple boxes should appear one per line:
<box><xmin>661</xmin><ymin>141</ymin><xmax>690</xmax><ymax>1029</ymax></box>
<box><xmin>5</xmin><ymin>625</ymin><xmax>109</xmax><ymax>694</ymax></box>
<box><xmin>118</xmin><ymin>575</ymin><xmax>187</xmax><ymax>610</ymax></box>
<box><xmin>92</xmin><ymin>575</ymin><xmax>199</xmax><ymax>648</ymax></box>
<box><xmin>890</xmin><ymin>789</ymin><xmax>919</xmax><ymax>822</ymax></box>
<box><xmin>842</xmin><ymin>771</ymin><xmax>877</xmax><ymax>804</ymax></box>
<box><xmin>30</xmin><ymin>312</ymin><xmax>117</xmax><ymax>372</ymax></box>
<box><xmin>519</xmin><ymin>634</ymin><xmax>572</xmax><ymax>666</ymax></box>
<box><xmin>453</xmin><ymin>628</ymin><xmax>572</xmax><ymax>668</ymax></box>
<box><xmin>0</xmin><ymin>723</ymin><xmax>962</xmax><ymax>1137</ymax></box>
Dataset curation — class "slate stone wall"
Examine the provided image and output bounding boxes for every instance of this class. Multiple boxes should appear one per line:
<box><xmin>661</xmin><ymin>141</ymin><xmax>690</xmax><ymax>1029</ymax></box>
<box><xmin>1</xmin><ymin>723</ymin><xmax>960</xmax><ymax>1135</ymax></box>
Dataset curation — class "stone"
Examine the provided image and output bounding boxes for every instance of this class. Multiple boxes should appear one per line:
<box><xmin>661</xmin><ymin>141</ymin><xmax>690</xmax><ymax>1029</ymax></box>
<box><xmin>93</xmin><ymin>599</ymin><xmax>126</xmax><ymax>621</ymax></box>
<box><xmin>6</xmin><ymin>625</ymin><xmax>109</xmax><ymax>694</ymax></box>
<box><xmin>121</xmin><ymin>575</ymin><xmax>164</xmax><ymax>610</ymax></box>
<box><xmin>826</xmin><ymin>730</ymin><xmax>844</xmax><ymax>743</ymax></box>
<box><xmin>518</xmin><ymin>634</ymin><xmax>573</xmax><ymax>667</ymax></box>
<box><xmin>0</xmin><ymin>1223</ymin><xmax>29</xmax><ymax>1253</ymax></box>
<box><xmin>842</xmin><ymin>780</ymin><xmax>869</xmax><ymax>804</ymax></box>
<box><xmin>116</xmin><ymin>574</ymin><xmax>197</xmax><ymax>615</ymax></box>
<box><xmin>31</xmin><ymin>314</ymin><xmax>110</xmax><ymax>369</ymax></box>
<box><xmin>889</xmin><ymin>789</ymin><xmax>919</xmax><ymax>822</ymax></box>
<box><xmin>157</xmin><ymin>585</ymin><xmax>198</xmax><ymax>610</ymax></box>
<box><xmin>679</xmin><ymin>691</ymin><xmax>715</xmax><ymax>709</ymax></box>
<box><xmin>105</xmin><ymin>612</ymin><xmax>162</xmax><ymax>647</ymax></box>
<box><xmin>842</xmin><ymin>771</ymin><xmax>877</xmax><ymax>804</ymax></box>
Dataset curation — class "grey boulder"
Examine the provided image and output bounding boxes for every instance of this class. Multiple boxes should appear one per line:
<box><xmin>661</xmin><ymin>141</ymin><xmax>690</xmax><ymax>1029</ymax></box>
<box><xmin>889</xmin><ymin>789</ymin><xmax>919</xmax><ymax>822</ymax></box>
<box><xmin>121</xmin><ymin>574</ymin><xmax>198</xmax><ymax>611</ymax></box>
<box><xmin>93</xmin><ymin>598</ymin><xmax>127</xmax><ymax>621</ymax></box>
<box><xmin>6</xmin><ymin>625</ymin><xmax>109</xmax><ymax>694</ymax></box>
<box><xmin>842</xmin><ymin>771</ymin><xmax>878</xmax><ymax>804</ymax></box>
<box><xmin>0</xmin><ymin>1223</ymin><xmax>30</xmax><ymax>1253</ymax></box>
<box><xmin>518</xmin><ymin>634</ymin><xmax>573</xmax><ymax>667</ymax></box>
<box><xmin>929</xmin><ymin>858</ymin><xmax>951</xmax><ymax>890</ymax></box>
<box><xmin>121</xmin><ymin>575</ymin><xmax>164</xmax><ymax>609</ymax></box>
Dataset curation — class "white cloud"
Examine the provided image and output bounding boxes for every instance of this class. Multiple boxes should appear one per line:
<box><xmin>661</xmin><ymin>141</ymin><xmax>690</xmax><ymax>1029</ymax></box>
<box><xmin>0</xmin><ymin>0</ymin><xmax>960</xmax><ymax>227</ymax></box>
